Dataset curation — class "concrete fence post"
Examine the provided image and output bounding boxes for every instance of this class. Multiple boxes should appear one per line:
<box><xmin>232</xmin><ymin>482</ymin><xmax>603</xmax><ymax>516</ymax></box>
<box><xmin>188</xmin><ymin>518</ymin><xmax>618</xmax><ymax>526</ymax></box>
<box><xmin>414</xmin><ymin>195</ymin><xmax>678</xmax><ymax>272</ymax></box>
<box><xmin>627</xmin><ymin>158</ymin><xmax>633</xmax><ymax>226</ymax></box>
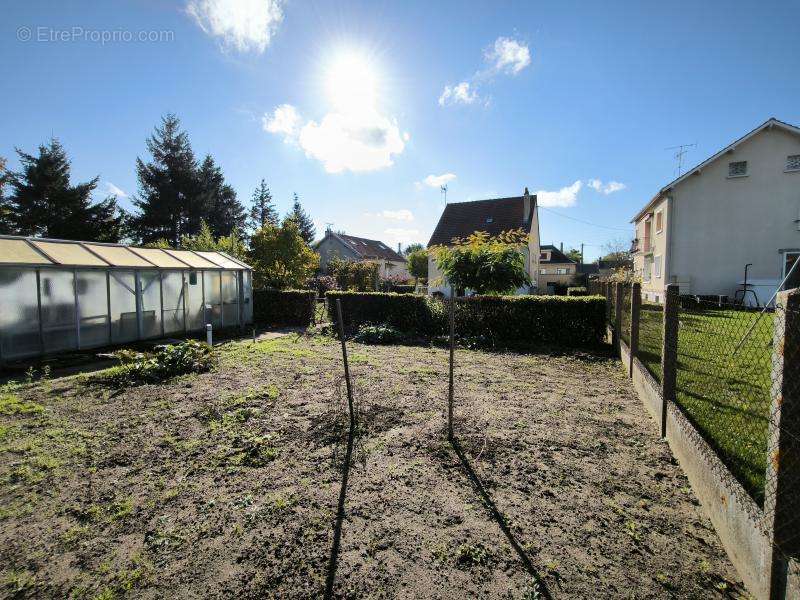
<box><xmin>765</xmin><ymin>288</ymin><xmax>800</xmax><ymax>599</ymax></box>
<box><xmin>614</xmin><ymin>282</ymin><xmax>623</xmax><ymax>351</ymax></box>
<box><xmin>629</xmin><ymin>282</ymin><xmax>641</xmax><ymax>377</ymax></box>
<box><xmin>660</xmin><ymin>284</ymin><xmax>679</xmax><ymax>438</ymax></box>
<box><xmin>604</xmin><ymin>282</ymin><xmax>611</xmax><ymax>330</ymax></box>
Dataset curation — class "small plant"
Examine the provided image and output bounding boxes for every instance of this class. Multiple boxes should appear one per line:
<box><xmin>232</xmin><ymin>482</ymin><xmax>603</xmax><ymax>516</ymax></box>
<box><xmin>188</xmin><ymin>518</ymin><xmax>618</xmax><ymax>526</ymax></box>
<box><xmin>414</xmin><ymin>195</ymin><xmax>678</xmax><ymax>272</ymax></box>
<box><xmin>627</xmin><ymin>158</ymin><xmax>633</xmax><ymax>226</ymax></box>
<box><xmin>455</xmin><ymin>542</ymin><xmax>490</xmax><ymax>568</ymax></box>
<box><xmin>353</xmin><ymin>324</ymin><xmax>406</xmax><ymax>345</ymax></box>
<box><xmin>97</xmin><ymin>340</ymin><xmax>213</xmax><ymax>386</ymax></box>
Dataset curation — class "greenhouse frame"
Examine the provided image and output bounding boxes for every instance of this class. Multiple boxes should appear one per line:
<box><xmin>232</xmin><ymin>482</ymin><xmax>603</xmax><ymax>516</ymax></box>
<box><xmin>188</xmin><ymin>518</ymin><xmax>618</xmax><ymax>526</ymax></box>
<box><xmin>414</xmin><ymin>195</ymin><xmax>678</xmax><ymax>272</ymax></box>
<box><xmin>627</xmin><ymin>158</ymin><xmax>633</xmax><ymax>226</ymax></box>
<box><xmin>0</xmin><ymin>235</ymin><xmax>253</xmax><ymax>363</ymax></box>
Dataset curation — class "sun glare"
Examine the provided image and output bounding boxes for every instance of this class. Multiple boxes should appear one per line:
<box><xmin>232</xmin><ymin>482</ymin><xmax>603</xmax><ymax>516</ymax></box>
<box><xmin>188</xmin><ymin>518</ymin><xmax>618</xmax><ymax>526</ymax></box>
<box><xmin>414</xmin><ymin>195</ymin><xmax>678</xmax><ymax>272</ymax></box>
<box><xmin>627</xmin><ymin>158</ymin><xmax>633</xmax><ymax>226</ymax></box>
<box><xmin>325</xmin><ymin>51</ymin><xmax>378</xmax><ymax>113</ymax></box>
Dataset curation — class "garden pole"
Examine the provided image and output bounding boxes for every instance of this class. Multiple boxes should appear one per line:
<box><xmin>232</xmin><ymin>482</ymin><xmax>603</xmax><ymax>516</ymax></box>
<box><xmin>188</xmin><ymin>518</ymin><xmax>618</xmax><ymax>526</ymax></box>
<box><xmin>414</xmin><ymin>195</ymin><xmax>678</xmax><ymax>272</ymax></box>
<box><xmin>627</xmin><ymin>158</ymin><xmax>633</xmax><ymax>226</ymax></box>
<box><xmin>660</xmin><ymin>284</ymin><xmax>679</xmax><ymax>439</ymax></box>
<box><xmin>448</xmin><ymin>287</ymin><xmax>455</xmax><ymax>441</ymax></box>
<box><xmin>325</xmin><ymin>299</ymin><xmax>356</xmax><ymax>599</ymax></box>
<box><xmin>629</xmin><ymin>282</ymin><xmax>641</xmax><ymax>377</ymax></box>
<box><xmin>764</xmin><ymin>288</ymin><xmax>800</xmax><ymax>599</ymax></box>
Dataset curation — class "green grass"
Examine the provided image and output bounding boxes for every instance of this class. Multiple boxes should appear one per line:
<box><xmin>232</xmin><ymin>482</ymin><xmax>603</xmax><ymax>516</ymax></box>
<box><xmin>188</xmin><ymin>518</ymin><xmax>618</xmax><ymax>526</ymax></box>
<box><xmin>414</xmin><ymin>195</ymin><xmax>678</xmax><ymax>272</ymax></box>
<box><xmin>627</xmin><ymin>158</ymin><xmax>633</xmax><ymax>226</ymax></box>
<box><xmin>637</xmin><ymin>305</ymin><xmax>772</xmax><ymax>503</ymax></box>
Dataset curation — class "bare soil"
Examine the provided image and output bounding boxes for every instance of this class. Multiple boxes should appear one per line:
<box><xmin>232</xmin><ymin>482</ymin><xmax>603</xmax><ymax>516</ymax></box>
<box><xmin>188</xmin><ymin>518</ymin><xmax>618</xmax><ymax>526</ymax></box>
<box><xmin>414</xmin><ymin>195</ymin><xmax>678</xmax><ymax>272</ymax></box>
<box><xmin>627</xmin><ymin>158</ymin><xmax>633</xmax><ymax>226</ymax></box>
<box><xmin>0</xmin><ymin>333</ymin><xmax>748</xmax><ymax>599</ymax></box>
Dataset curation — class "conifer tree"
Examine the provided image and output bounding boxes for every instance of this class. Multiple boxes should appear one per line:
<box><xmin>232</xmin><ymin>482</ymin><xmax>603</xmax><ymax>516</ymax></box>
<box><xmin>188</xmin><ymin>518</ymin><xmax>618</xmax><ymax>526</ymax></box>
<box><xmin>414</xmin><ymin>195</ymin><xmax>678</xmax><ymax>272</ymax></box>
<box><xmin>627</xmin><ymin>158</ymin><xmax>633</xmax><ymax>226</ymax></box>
<box><xmin>248</xmin><ymin>179</ymin><xmax>278</xmax><ymax>232</ymax></box>
<box><xmin>284</xmin><ymin>193</ymin><xmax>316</xmax><ymax>245</ymax></box>
<box><xmin>5</xmin><ymin>139</ymin><xmax>121</xmax><ymax>241</ymax></box>
<box><xmin>197</xmin><ymin>155</ymin><xmax>245</xmax><ymax>237</ymax></box>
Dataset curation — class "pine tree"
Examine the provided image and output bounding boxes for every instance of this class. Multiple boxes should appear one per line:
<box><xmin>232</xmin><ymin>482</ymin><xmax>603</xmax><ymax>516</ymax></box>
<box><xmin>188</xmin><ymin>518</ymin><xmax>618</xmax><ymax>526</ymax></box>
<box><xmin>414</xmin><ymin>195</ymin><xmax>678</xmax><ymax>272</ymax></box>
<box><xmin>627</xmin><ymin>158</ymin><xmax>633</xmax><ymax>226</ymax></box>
<box><xmin>248</xmin><ymin>179</ymin><xmax>278</xmax><ymax>232</ymax></box>
<box><xmin>197</xmin><ymin>155</ymin><xmax>245</xmax><ymax>238</ymax></box>
<box><xmin>128</xmin><ymin>114</ymin><xmax>198</xmax><ymax>246</ymax></box>
<box><xmin>5</xmin><ymin>139</ymin><xmax>121</xmax><ymax>241</ymax></box>
<box><xmin>0</xmin><ymin>157</ymin><xmax>11</xmax><ymax>234</ymax></box>
<box><xmin>284</xmin><ymin>193</ymin><xmax>316</xmax><ymax>245</ymax></box>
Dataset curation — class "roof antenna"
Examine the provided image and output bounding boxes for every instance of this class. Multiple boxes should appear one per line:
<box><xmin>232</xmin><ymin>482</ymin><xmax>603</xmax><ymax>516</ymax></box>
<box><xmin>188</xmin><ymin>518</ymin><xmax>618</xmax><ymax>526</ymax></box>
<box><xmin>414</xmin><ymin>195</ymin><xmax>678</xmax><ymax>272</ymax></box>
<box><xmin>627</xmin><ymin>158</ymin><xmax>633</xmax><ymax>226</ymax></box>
<box><xmin>440</xmin><ymin>184</ymin><xmax>448</xmax><ymax>205</ymax></box>
<box><xmin>665</xmin><ymin>143</ymin><xmax>696</xmax><ymax>177</ymax></box>
<box><xmin>324</xmin><ymin>222</ymin><xmax>334</xmax><ymax>234</ymax></box>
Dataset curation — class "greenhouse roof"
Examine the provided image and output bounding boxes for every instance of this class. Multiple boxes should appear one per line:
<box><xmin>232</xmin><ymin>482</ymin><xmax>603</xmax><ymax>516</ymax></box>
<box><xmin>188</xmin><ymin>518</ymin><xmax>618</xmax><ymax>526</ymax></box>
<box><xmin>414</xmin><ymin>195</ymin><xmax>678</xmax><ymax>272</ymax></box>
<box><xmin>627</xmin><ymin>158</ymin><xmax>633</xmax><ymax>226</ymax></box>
<box><xmin>0</xmin><ymin>236</ymin><xmax>252</xmax><ymax>270</ymax></box>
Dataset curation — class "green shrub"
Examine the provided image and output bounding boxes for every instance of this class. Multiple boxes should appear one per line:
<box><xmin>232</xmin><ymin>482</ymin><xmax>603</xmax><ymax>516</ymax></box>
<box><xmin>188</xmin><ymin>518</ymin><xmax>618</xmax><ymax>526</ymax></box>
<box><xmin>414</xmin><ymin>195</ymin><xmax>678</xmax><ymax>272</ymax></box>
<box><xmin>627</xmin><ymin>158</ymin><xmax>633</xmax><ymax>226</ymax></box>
<box><xmin>353</xmin><ymin>324</ymin><xmax>406</xmax><ymax>345</ymax></box>
<box><xmin>253</xmin><ymin>289</ymin><xmax>315</xmax><ymax>326</ymax></box>
<box><xmin>326</xmin><ymin>291</ymin><xmax>439</xmax><ymax>336</ymax></box>
<box><xmin>328</xmin><ymin>291</ymin><xmax>606</xmax><ymax>349</ymax></box>
<box><xmin>567</xmin><ymin>286</ymin><xmax>588</xmax><ymax>296</ymax></box>
<box><xmin>98</xmin><ymin>340</ymin><xmax>213</xmax><ymax>386</ymax></box>
<box><xmin>453</xmin><ymin>295</ymin><xmax>606</xmax><ymax>349</ymax></box>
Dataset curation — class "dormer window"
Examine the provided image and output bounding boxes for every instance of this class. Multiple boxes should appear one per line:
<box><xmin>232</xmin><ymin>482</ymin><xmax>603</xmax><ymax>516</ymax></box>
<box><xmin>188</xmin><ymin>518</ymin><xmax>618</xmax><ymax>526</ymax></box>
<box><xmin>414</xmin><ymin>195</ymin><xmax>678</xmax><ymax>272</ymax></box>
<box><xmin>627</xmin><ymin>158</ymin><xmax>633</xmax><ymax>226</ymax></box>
<box><xmin>728</xmin><ymin>161</ymin><xmax>748</xmax><ymax>177</ymax></box>
<box><xmin>787</xmin><ymin>155</ymin><xmax>800</xmax><ymax>172</ymax></box>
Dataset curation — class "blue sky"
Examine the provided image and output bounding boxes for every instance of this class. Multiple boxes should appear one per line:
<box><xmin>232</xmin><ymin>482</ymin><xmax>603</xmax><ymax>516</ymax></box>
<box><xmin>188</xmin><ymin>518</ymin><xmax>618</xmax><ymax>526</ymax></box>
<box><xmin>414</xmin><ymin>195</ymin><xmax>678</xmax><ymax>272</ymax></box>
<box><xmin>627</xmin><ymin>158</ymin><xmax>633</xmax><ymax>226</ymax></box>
<box><xmin>2</xmin><ymin>0</ymin><xmax>798</xmax><ymax>260</ymax></box>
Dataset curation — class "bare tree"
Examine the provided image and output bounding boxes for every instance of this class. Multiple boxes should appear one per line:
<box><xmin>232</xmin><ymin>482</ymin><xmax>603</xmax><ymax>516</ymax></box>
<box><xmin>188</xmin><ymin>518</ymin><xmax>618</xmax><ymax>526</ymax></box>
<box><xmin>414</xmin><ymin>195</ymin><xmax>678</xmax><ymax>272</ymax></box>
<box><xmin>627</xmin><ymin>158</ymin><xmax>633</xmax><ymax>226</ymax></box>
<box><xmin>601</xmin><ymin>237</ymin><xmax>633</xmax><ymax>262</ymax></box>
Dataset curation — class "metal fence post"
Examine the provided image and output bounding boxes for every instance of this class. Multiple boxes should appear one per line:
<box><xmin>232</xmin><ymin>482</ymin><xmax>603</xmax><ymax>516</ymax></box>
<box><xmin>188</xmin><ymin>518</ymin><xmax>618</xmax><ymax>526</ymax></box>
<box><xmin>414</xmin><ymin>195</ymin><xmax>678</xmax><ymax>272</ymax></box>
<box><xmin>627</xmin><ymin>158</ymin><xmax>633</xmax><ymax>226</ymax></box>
<box><xmin>614</xmin><ymin>282</ymin><xmax>623</xmax><ymax>350</ymax></box>
<box><xmin>660</xmin><ymin>284</ymin><xmax>679</xmax><ymax>438</ymax></box>
<box><xmin>765</xmin><ymin>288</ymin><xmax>800</xmax><ymax>599</ymax></box>
<box><xmin>629</xmin><ymin>282</ymin><xmax>641</xmax><ymax>377</ymax></box>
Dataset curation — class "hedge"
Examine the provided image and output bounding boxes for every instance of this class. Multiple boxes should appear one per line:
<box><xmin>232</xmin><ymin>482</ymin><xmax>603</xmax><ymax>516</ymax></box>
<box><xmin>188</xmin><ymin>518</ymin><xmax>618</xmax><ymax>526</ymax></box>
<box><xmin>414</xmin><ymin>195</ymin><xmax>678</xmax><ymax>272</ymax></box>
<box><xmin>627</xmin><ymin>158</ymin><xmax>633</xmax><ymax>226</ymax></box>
<box><xmin>453</xmin><ymin>295</ymin><xmax>606</xmax><ymax>348</ymax></box>
<box><xmin>567</xmin><ymin>286</ymin><xmax>588</xmax><ymax>296</ymax></box>
<box><xmin>326</xmin><ymin>291</ymin><xmax>441</xmax><ymax>336</ymax></box>
<box><xmin>327</xmin><ymin>291</ymin><xmax>607</xmax><ymax>349</ymax></box>
<box><xmin>253</xmin><ymin>289</ymin><xmax>316</xmax><ymax>326</ymax></box>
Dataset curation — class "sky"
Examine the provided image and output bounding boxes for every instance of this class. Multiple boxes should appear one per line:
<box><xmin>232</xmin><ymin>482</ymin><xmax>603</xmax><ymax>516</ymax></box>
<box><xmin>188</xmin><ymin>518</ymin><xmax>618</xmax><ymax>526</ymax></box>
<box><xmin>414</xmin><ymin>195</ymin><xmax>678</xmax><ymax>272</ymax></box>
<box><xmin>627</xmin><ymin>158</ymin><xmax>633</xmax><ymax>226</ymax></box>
<box><xmin>2</xmin><ymin>0</ymin><xmax>798</xmax><ymax>261</ymax></box>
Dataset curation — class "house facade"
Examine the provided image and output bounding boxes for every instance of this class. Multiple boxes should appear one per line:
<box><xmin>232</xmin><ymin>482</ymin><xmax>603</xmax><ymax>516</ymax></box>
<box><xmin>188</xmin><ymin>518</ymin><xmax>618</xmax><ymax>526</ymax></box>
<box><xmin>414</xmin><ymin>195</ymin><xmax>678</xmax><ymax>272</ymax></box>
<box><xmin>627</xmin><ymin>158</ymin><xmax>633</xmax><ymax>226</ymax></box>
<box><xmin>538</xmin><ymin>245</ymin><xmax>577</xmax><ymax>293</ymax></box>
<box><xmin>314</xmin><ymin>231</ymin><xmax>409</xmax><ymax>279</ymax></box>
<box><xmin>426</xmin><ymin>190</ymin><xmax>540</xmax><ymax>296</ymax></box>
<box><xmin>632</xmin><ymin>118</ymin><xmax>800</xmax><ymax>304</ymax></box>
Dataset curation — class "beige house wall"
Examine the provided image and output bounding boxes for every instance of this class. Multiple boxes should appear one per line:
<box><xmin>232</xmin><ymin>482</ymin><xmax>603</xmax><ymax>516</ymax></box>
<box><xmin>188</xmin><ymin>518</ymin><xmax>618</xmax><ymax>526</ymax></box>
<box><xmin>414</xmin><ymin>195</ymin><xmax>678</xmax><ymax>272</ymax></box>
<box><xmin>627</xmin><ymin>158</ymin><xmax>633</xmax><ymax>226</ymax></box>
<box><xmin>538</xmin><ymin>262</ymin><xmax>577</xmax><ymax>291</ymax></box>
<box><xmin>633</xmin><ymin>126</ymin><xmax>800</xmax><ymax>303</ymax></box>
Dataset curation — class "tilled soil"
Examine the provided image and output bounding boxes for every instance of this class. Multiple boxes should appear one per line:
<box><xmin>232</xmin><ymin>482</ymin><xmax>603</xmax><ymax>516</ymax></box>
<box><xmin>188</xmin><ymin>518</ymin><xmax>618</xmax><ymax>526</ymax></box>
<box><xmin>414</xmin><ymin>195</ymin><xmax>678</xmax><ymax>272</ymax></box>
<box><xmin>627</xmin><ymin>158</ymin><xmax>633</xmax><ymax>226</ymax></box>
<box><xmin>0</xmin><ymin>334</ymin><xmax>747</xmax><ymax>599</ymax></box>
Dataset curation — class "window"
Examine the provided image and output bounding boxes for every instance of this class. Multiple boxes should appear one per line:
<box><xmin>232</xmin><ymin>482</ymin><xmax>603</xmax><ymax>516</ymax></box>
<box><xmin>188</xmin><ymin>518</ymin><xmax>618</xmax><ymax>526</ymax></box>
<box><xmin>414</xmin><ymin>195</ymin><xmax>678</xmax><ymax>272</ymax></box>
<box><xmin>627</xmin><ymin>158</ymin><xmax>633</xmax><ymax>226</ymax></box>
<box><xmin>539</xmin><ymin>251</ymin><xmax>549</xmax><ymax>261</ymax></box>
<box><xmin>643</xmin><ymin>258</ymin><xmax>652</xmax><ymax>281</ymax></box>
<box><xmin>787</xmin><ymin>155</ymin><xmax>800</xmax><ymax>172</ymax></box>
<box><xmin>539</xmin><ymin>268</ymin><xmax>547</xmax><ymax>275</ymax></box>
<box><xmin>728</xmin><ymin>161</ymin><xmax>748</xmax><ymax>177</ymax></box>
<box><xmin>654</xmin><ymin>255</ymin><xmax>662</xmax><ymax>278</ymax></box>
<box><xmin>188</xmin><ymin>272</ymin><xmax>198</xmax><ymax>285</ymax></box>
<box><xmin>556</xmin><ymin>268</ymin><xmax>568</xmax><ymax>275</ymax></box>
<box><xmin>655</xmin><ymin>210</ymin><xmax>663</xmax><ymax>233</ymax></box>
<box><xmin>783</xmin><ymin>252</ymin><xmax>800</xmax><ymax>290</ymax></box>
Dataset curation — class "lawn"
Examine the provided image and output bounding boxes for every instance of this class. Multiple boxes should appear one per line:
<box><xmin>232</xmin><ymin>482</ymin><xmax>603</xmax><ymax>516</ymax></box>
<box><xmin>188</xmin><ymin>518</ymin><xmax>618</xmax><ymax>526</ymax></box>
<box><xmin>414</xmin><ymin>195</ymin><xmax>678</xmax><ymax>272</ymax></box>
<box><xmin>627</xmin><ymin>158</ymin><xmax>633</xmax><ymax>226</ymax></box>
<box><xmin>633</xmin><ymin>305</ymin><xmax>772</xmax><ymax>503</ymax></box>
<box><xmin>0</xmin><ymin>333</ymin><xmax>744</xmax><ymax>598</ymax></box>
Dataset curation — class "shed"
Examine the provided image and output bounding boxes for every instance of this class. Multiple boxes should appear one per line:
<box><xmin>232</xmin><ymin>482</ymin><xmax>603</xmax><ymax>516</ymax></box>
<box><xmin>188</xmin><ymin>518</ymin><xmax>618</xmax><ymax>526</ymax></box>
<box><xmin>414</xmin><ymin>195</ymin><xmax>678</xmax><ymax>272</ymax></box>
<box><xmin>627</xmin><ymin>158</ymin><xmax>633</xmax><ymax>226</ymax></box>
<box><xmin>0</xmin><ymin>235</ymin><xmax>253</xmax><ymax>362</ymax></box>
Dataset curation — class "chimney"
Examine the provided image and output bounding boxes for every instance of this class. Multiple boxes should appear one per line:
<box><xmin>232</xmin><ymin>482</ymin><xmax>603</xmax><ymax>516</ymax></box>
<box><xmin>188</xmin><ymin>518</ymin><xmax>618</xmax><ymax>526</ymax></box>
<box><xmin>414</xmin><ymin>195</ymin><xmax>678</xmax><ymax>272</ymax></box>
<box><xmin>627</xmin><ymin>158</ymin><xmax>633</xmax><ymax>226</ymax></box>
<box><xmin>398</xmin><ymin>243</ymin><xmax>401</xmax><ymax>253</ymax></box>
<box><xmin>523</xmin><ymin>187</ymin><xmax>531</xmax><ymax>224</ymax></box>
<box><xmin>560</xmin><ymin>242</ymin><xmax>563</xmax><ymax>252</ymax></box>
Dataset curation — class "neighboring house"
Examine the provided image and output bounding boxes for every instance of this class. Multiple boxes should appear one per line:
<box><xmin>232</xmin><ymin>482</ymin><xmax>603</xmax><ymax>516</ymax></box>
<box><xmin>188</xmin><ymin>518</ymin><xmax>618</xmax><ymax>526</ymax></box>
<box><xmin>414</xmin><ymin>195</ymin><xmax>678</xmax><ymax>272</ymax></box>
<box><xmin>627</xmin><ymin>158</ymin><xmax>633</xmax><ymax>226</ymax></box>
<box><xmin>632</xmin><ymin>118</ymin><xmax>800</xmax><ymax>304</ymax></box>
<box><xmin>598</xmin><ymin>257</ymin><xmax>633</xmax><ymax>279</ymax></box>
<box><xmin>538</xmin><ymin>245</ymin><xmax>577</xmax><ymax>293</ymax></box>
<box><xmin>576</xmin><ymin>262</ymin><xmax>600</xmax><ymax>279</ymax></box>
<box><xmin>314</xmin><ymin>230</ymin><xmax>409</xmax><ymax>279</ymax></box>
<box><xmin>426</xmin><ymin>190</ymin><xmax>540</xmax><ymax>296</ymax></box>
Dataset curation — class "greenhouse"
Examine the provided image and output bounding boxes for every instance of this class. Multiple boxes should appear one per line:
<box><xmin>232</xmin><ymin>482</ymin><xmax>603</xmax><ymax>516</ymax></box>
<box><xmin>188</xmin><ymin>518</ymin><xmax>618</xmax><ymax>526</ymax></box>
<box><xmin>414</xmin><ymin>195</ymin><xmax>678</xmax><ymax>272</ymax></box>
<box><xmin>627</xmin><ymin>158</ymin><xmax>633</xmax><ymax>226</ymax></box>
<box><xmin>0</xmin><ymin>236</ymin><xmax>253</xmax><ymax>363</ymax></box>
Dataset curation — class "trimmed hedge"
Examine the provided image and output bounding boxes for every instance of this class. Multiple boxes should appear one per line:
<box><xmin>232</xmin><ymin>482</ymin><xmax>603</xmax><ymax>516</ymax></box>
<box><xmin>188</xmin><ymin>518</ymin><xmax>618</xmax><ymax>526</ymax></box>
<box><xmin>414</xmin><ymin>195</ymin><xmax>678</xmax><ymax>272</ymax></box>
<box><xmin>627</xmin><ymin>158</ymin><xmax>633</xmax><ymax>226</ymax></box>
<box><xmin>326</xmin><ymin>291</ymin><xmax>441</xmax><ymax>336</ymax></box>
<box><xmin>453</xmin><ymin>295</ymin><xmax>606</xmax><ymax>348</ymax></box>
<box><xmin>327</xmin><ymin>291</ymin><xmax>606</xmax><ymax>349</ymax></box>
<box><xmin>567</xmin><ymin>286</ymin><xmax>588</xmax><ymax>296</ymax></box>
<box><xmin>254</xmin><ymin>289</ymin><xmax>316</xmax><ymax>326</ymax></box>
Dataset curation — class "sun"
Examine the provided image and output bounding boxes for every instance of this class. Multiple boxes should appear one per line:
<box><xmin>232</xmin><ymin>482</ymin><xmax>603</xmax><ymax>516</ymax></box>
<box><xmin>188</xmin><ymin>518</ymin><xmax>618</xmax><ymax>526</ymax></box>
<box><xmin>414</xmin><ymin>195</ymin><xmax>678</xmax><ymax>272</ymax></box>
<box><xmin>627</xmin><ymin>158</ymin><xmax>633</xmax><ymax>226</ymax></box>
<box><xmin>325</xmin><ymin>51</ymin><xmax>378</xmax><ymax>113</ymax></box>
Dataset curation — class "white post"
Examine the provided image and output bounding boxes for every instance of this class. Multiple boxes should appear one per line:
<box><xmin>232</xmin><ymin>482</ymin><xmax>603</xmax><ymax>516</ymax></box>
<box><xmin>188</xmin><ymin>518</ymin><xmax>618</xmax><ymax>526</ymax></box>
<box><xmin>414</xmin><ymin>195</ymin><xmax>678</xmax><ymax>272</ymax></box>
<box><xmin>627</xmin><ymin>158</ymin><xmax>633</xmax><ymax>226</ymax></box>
<box><xmin>206</xmin><ymin>323</ymin><xmax>213</xmax><ymax>346</ymax></box>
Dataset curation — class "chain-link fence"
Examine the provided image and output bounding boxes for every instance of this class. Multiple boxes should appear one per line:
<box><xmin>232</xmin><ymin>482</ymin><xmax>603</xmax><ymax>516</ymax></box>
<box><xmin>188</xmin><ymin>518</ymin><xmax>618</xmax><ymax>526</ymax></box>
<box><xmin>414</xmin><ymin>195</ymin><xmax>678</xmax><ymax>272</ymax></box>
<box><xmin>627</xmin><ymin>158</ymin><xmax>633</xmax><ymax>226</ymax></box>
<box><xmin>619</xmin><ymin>285</ymin><xmax>632</xmax><ymax>346</ymax></box>
<box><xmin>675</xmin><ymin>297</ymin><xmax>773</xmax><ymax>505</ymax></box>
<box><xmin>602</xmin><ymin>284</ymin><xmax>800</xmax><ymax>566</ymax></box>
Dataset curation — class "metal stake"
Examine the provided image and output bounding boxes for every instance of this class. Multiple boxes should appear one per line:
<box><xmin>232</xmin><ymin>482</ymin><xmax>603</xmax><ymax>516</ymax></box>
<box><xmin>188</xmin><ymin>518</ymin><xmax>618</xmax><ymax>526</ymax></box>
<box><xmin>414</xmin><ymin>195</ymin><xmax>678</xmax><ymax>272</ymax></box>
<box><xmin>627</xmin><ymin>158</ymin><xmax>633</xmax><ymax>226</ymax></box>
<box><xmin>448</xmin><ymin>287</ymin><xmax>455</xmax><ymax>441</ymax></box>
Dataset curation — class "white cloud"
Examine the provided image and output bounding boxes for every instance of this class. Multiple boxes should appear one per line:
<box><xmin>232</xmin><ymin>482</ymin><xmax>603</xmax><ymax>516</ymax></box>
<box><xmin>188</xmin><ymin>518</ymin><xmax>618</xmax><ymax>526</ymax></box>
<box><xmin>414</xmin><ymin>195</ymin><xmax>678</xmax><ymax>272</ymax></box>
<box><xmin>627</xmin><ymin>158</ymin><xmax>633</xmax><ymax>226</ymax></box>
<box><xmin>104</xmin><ymin>182</ymin><xmax>128</xmax><ymax>198</ymax></box>
<box><xmin>264</xmin><ymin>105</ymin><xmax>407</xmax><ymax>173</ymax></box>
<box><xmin>485</xmin><ymin>37</ymin><xmax>531</xmax><ymax>75</ymax></box>
<box><xmin>438</xmin><ymin>82</ymin><xmax>480</xmax><ymax>106</ymax></box>
<box><xmin>383</xmin><ymin>228</ymin><xmax>422</xmax><ymax>247</ymax></box>
<box><xmin>263</xmin><ymin>103</ymin><xmax>301</xmax><ymax>139</ymax></box>
<box><xmin>588</xmin><ymin>178</ymin><xmax>627</xmax><ymax>195</ymax></box>
<box><xmin>439</xmin><ymin>36</ymin><xmax>530</xmax><ymax>107</ymax></box>
<box><xmin>381</xmin><ymin>209</ymin><xmax>414</xmax><ymax>221</ymax></box>
<box><xmin>422</xmin><ymin>173</ymin><xmax>457</xmax><ymax>188</ymax></box>
<box><xmin>187</xmin><ymin>0</ymin><xmax>283</xmax><ymax>53</ymax></box>
<box><xmin>298</xmin><ymin>112</ymin><xmax>406</xmax><ymax>174</ymax></box>
<box><xmin>535</xmin><ymin>180</ymin><xmax>583</xmax><ymax>207</ymax></box>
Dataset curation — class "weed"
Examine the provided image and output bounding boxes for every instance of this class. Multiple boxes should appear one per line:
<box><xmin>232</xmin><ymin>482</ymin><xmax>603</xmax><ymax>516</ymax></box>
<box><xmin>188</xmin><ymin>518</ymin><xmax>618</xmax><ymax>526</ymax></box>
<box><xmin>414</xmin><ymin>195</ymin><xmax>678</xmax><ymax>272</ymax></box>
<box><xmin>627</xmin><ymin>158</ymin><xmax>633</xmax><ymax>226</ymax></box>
<box><xmin>455</xmin><ymin>542</ymin><xmax>491</xmax><ymax>568</ymax></box>
<box><xmin>0</xmin><ymin>394</ymin><xmax>43</xmax><ymax>416</ymax></box>
<box><xmin>2</xmin><ymin>570</ymin><xmax>37</xmax><ymax>595</ymax></box>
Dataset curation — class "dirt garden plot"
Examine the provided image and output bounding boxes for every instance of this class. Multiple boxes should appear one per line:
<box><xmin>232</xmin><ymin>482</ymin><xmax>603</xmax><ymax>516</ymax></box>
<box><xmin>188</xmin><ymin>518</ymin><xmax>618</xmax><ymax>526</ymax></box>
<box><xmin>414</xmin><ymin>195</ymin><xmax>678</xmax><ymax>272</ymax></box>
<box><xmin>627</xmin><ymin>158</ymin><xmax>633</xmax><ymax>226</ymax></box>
<box><xmin>0</xmin><ymin>334</ymin><xmax>747</xmax><ymax>599</ymax></box>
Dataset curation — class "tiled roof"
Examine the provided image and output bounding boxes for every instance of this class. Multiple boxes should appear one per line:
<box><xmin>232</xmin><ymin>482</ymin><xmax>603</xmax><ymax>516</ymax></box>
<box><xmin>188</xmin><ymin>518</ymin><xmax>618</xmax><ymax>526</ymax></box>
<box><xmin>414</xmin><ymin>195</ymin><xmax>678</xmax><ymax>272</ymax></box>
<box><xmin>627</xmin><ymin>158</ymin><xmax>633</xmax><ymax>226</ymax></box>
<box><xmin>428</xmin><ymin>196</ymin><xmax>535</xmax><ymax>247</ymax></box>
<box><xmin>336</xmin><ymin>234</ymin><xmax>406</xmax><ymax>262</ymax></box>
<box><xmin>539</xmin><ymin>245</ymin><xmax>575</xmax><ymax>264</ymax></box>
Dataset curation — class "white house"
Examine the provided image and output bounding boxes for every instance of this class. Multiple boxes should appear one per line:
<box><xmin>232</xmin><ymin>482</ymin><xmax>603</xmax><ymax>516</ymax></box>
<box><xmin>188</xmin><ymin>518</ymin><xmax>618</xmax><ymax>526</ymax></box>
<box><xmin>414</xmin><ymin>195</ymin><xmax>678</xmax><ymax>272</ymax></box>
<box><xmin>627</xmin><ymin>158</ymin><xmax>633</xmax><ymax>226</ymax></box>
<box><xmin>426</xmin><ymin>190</ymin><xmax>540</xmax><ymax>296</ymax></box>
<box><xmin>631</xmin><ymin>118</ymin><xmax>800</xmax><ymax>305</ymax></box>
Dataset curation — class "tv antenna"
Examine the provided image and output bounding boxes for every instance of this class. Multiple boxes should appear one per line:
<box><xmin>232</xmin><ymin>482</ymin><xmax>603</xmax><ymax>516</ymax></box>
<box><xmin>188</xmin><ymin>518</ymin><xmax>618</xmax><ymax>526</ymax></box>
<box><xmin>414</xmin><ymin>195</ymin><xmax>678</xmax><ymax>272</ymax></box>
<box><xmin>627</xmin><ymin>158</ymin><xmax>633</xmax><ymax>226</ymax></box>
<box><xmin>665</xmin><ymin>143</ymin><xmax>696</xmax><ymax>177</ymax></box>
<box><xmin>324</xmin><ymin>221</ymin><xmax>334</xmax><ymax>233</ymax></box>
<box><xmin>440</xmin><ymin>184</ymin><xmax>448</xmax><ymax>204</ymax></box>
